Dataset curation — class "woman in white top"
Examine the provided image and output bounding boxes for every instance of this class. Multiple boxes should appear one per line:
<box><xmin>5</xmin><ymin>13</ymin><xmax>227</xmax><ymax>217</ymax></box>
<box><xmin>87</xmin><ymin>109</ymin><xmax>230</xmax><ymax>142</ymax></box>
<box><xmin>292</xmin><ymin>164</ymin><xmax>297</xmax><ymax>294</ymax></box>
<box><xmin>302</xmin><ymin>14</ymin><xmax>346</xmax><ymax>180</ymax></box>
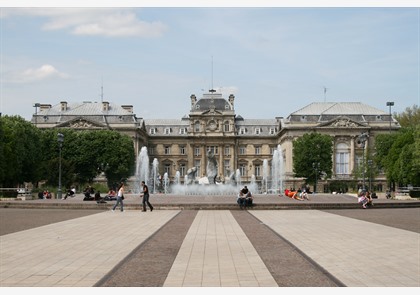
<box><xmin>112</xmin><ymin>182</ymin><xmax>125</xmax><ymax>212</ymax></box>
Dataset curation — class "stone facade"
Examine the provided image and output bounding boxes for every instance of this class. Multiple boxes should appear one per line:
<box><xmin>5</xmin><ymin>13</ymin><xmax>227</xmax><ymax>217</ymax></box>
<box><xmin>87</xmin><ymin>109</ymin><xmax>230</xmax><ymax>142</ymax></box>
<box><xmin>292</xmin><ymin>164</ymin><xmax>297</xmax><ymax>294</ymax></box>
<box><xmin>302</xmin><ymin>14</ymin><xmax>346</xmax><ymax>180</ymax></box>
<box><xmin>32</xmin><ymin>93</ymin><xmax>400</xmax><ymax>193</ymax></box>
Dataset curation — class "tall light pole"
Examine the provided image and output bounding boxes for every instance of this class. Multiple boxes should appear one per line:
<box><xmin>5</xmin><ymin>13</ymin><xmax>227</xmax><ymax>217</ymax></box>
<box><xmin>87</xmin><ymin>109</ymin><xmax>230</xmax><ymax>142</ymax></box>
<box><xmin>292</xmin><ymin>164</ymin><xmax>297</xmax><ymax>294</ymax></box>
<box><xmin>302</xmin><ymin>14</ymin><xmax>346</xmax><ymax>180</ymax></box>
<box><xmin>386</xmin><ymin>101</ymin><xmax>394</xmax><ymax>133</ymax></box>
<box><xmin>312</xmin><ymin>162</ymin><xmax>320</xmax><ymax>193</ymax></box>
<box><xmin>33</xmin><ymin>103</ymin><xmax>40</xmax><ymax>126</ymax></box>
<box><xmin>357</xmin><ymin>132</ymin><xmax>369</xmax><ymax>190</ymax></box>
<box><xmin>367</xmin><ymin>159</ymin><xmax>373</xmax><ymax>192</ymax></box>
<box><xmin>57</xmin><ymin>133</ymin><xmax>64</xmax><ymax>199</ymax></box>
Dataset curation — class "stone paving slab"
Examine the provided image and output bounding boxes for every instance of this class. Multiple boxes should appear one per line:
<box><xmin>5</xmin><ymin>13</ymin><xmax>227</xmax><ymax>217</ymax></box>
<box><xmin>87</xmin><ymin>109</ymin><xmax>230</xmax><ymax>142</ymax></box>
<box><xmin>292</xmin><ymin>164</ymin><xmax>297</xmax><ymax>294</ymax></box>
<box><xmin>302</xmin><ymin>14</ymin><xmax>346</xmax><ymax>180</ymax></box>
<box><xmin>0</xmin><ymin>210</ymin><xmax>179</xmax><ymax>287</ymax></box>
<box><xmin>250</xmin><ymin>210</ymin><xmax>420</xmax><ymax>287</ymax></box>
<box><xmin>163</xmin><ymin>211</ymin><xmax>277</xmax><ymax>287</ymax></box>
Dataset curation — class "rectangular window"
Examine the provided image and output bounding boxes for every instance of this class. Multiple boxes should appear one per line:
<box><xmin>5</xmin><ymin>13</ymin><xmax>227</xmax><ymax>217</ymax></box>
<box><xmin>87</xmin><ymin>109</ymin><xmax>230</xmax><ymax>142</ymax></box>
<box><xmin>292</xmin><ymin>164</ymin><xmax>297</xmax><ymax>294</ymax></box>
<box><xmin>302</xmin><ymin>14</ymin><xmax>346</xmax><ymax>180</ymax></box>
<box><xmin>164</xmin><ymin>146</ymin><xmax>171</xmax><ymax>155</ymax></box>
<box><xmin>239</xmin><ymin>164</ymin><xmax>246</xmax><ymax>177</ymax></box>
<box><xmin>149</xmin><ymin>147</ymin><xmax>154</xmax><ymax>155</ymax></box>
<box><xmin>269</xmin><ymin>128</ymin><xmax>276</xmax><ymax>135</ymax></box>
<box><xmin>224</xmin><ymin>146</ymin><xmax>230</xmax><ymax>155</ymax></box>
<box><xmin>239</xmin><ymin>146</ymin><xmax>246</xmax><ymax>155</ymax></box>
<box><xmin>180</xmin><ymin>164</ymin><xmax>186</xmax><ymax>177</ymax></box>
<box><xmin>180</xmin><ymin>146</ymin><xmax>185</xmax><ymax>155</ymax></box>
<box><xmin>150</xmin><ymin>128</ymin><xmax>156</xmax><ymax>135</ymax></box>
<box><xmin>164</xmin><ymin>128</ymin><xmax>171</xmax><ymax>135</ymax></box>
<box><xmin>194</xmin><ymin>160</ymin><xmax>201</xmax><ymax>177</ymax></box>
<box><xmin>254</xmin><ymin>165</ymin><xmax>261</xmax><ymax>177</ymax></box>
<box><xmin>164</xmin><ymin>164</ymin><xmax>171</xmax><ymax>176</ymax></box>
<box><xmin>194</xmin><ymin>146</ymin><xmax>201</xmax><ymax>156</ymax></box>
<box><xmin>179</xmin><ymin>128</ymin><xmax>186</xmax><ymax>135</ymax></box>
<box><xmin>224</xmin><ymin>122</ymin><xmax>230</xmax><ymax>132</ymax></box>
<box><xmin>255</xmin><ymin>128</ymin><xmax>261</xmax><ymax>135</ymax></box>
<box><xmin>255</xmin><ymin>146</ymin><xmax>261</xmax><ymax>155</ymax></box>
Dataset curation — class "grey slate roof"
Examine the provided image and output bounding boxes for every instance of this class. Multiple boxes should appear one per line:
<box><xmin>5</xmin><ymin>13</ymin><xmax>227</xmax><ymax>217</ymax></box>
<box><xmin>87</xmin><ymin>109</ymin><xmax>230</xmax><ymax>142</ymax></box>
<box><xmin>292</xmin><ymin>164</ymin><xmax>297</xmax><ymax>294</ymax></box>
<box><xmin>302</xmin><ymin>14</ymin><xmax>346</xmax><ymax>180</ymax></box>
<box><xmin>290</xmin><ymin>102</ymin><xmax>387</xmax><ymax>116</ymax></box>
<box><xmin>38</xmin><ymin>102</ymin><xmax>134</xmax><ymax>116</ymax></box>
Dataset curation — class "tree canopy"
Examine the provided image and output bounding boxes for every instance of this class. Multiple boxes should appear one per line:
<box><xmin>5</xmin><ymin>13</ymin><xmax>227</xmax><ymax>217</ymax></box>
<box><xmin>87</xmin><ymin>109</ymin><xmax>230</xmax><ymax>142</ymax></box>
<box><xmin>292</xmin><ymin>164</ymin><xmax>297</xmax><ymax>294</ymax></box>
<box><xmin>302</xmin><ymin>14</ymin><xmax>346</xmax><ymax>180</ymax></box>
<box><xmin>292</xmin><ymin>132</ymin><xmax>333</xmax><ymax>185</ymax></box>
<box><xmin>0</xmin><ymin>115</ymin><xmax>135</xmax><ymax>190</ymax></box>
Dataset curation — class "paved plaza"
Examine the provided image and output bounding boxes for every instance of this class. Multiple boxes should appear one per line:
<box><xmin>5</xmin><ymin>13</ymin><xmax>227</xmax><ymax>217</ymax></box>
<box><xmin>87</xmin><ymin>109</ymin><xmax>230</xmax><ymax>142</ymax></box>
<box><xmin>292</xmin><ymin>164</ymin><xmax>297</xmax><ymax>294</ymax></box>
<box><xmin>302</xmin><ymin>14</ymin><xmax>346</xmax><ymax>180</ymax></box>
<box><xmin>0</xmin><ymin>195</ymin><xmax>419</xmax><ymax>288</ymax></box>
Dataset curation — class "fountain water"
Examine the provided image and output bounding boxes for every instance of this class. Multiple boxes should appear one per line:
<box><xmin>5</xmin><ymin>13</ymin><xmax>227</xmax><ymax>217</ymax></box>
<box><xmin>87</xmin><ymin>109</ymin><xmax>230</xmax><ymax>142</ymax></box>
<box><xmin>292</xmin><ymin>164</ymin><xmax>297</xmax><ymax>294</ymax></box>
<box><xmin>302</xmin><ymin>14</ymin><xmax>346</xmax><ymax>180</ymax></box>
<box><xmin>235</xmin><ymin>169</ymin><xmax>241</xmax><ymax>188</ymax></box>
<box><xmin>152</xmin><ymin>158</ymin><xmax>159</xmax><ymax>194</ymax></box>
<box><xmin>270</xmin><ymin>144</ymin><xmax>285</xmax><ymax>194</ymax></box>
<box><xmin>133</xmin><ymin>146</ymin><xmax>150</xmax><ymax>193</ymax></box>
<box><xmin>174</xmin><ymin>171</ymin><xmax>181</xmax><ymax>185</ymax></box>
<box><xmin>132</xmin><ymin>145</ymin><xmax>259</xmax><ymax>195</ymax></box>
<box><xmin>263</xmin><ymin>159</ymin><xmax>269</xmax><ymax>194</ymax></box>
<box><xmin>163</xmin><ymin>172</ymin><xmax>169</xmax><ymax>194</ymax></box>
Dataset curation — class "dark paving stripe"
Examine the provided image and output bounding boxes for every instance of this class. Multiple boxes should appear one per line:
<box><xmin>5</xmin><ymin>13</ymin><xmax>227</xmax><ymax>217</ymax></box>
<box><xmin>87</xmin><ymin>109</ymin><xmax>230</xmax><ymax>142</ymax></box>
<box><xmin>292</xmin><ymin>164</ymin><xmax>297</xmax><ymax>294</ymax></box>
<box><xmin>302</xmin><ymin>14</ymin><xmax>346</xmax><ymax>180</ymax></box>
<box><xmin>96</xmin><ymin>210</ymin><xmax>198</xmax><ymax>287</ymax></box>
<box><xmin>322</xmin><ymin>208</ymin><xmax>420</xmax><ymax>234</ymax></box>
<box><xmin>0</xmin><ymin>208</ymin><xmax>103</xmax><ymax>236</ymax></box>
<box><xmin>231</xmin><ymin>210</ymin><xmax>343</xmax><ymax>287</ymax></box>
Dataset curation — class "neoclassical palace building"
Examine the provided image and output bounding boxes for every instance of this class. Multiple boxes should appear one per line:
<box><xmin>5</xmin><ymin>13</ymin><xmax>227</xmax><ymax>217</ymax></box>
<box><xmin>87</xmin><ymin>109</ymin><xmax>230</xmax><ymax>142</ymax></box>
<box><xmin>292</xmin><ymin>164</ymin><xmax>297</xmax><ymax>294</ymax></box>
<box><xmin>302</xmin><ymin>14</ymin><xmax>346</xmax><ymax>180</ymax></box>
<box><xmin>32</xmin><ymin>90</ymin><xmax>400</xmax><ymax>192</ymax></box>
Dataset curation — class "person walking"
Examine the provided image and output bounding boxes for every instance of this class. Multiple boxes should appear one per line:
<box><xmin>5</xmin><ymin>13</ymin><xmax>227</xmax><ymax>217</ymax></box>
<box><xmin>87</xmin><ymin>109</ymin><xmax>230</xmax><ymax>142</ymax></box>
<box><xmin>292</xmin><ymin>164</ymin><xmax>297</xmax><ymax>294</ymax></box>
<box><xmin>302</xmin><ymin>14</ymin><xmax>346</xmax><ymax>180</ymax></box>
<box><xmin>140</xmin><ymin>181</ymin><xmax>153</xmax><ymax>212</ymax></box>
<box><xmin>112</xmin><ymin>182</ymin><xmax>125</xmax><ymax>212</ymax></box>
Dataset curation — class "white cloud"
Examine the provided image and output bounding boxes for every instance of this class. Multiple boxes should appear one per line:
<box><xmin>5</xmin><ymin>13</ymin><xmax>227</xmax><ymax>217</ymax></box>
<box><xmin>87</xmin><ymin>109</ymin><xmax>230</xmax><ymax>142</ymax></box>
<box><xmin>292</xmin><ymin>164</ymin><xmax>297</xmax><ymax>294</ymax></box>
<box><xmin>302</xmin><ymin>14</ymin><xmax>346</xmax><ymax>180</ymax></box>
<box><xmin>8</xmin><ymin>64</ymin><xmax>69</xmax><ymax>83</ymax></box>
<box><xmin>2</xmin><ymin>8</ymin><xmax>167</xmax><ymax>38</ymax></box>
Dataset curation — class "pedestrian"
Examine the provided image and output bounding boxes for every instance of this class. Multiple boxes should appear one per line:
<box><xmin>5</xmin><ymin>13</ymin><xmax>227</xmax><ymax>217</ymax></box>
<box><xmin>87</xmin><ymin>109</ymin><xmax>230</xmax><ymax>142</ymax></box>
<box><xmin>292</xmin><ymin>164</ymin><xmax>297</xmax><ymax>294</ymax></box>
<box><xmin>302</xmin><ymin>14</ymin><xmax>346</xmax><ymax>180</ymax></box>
<box><xmin>112</xmin><ymin>182</ymin><xmax>125</xmax><ymax>212</ymax></box>
<box><xmin>140</xmin><ymin>181</ymin><xmax>153</xmax><ymax>212</ymax></box>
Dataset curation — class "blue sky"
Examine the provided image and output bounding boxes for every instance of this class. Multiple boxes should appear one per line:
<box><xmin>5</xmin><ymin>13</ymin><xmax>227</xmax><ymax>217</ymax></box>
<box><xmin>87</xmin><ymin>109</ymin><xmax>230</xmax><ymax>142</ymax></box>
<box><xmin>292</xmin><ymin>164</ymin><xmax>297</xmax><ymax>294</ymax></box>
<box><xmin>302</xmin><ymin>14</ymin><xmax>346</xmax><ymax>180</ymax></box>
<box><xmin>1</xmin><ymin>3</ymin><xmax>419</xmax><ymax>121</ymax></box>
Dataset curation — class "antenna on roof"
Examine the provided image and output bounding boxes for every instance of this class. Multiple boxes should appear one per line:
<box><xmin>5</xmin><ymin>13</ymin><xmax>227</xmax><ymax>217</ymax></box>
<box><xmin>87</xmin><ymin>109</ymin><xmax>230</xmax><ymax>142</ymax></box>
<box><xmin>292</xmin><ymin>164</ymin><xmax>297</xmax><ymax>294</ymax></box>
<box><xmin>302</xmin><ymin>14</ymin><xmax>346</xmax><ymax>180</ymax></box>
<box><xmin>323</xmin><ymin>86</ymin><xmax>329</xmax><ymax>102</ymax></box>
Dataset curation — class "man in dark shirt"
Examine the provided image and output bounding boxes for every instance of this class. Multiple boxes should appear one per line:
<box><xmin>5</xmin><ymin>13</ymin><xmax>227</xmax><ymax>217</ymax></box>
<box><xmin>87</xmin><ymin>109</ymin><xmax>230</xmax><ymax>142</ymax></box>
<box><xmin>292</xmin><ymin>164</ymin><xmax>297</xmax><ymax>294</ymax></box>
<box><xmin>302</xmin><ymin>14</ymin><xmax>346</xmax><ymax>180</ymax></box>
<box><xmin>140</xmin><ymin>181</ymin><xmax>154</xmax><ymax>212</ymax></box>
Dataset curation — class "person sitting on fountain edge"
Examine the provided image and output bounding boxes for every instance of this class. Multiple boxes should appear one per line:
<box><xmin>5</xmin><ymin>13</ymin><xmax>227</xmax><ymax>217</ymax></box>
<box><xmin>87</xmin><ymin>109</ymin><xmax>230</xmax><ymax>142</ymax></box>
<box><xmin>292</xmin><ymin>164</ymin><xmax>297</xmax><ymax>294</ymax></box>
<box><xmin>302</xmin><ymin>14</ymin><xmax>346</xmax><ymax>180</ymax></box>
<box><xmin>241</xmin><ymin>186</ymin><xmax>253</xmax><ymax>208</ymax></box>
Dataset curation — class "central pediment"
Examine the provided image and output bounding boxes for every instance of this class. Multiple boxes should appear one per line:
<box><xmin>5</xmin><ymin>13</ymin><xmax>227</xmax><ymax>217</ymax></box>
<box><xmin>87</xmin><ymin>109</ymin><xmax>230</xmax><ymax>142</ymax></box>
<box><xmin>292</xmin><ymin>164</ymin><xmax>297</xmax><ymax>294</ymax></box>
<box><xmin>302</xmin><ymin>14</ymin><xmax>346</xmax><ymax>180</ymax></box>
<box><xmin>319</xmin><ymin>116</ymin><xmax>367</xmax><ymax>128</ymax></box>
<box><xmin>57</xmin><ymin>117</ymin><xmax>107</xmax><ymax>129</ymax></box>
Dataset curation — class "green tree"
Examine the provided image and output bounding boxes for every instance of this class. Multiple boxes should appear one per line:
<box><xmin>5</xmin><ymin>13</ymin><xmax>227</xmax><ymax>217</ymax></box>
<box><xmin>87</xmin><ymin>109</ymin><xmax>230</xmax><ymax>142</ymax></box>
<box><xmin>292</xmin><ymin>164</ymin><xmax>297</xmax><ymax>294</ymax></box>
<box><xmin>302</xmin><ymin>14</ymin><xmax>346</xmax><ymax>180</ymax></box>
<box><xmin>375</xmin><ymin>128</ymin><xmax>419</xmax><ymax>188</ymax></box>
<box><xmin>293</xmin><ymin>132</ymin><xmax>333</xmax><ymax>188</ymax></box>
<box><xmin>0</xmin><ymin>115</ymin><xmax>42</xmax><ymax>187</ymax></box>
<box><xmin>394</xmin><ymin>104</ymin><xmax>420</xmax><ymax>128</ymax></box>
<box><xmin>38</xmin><ymin>129</ymin><xmax>135</xmax><ymax>188</ymax></box>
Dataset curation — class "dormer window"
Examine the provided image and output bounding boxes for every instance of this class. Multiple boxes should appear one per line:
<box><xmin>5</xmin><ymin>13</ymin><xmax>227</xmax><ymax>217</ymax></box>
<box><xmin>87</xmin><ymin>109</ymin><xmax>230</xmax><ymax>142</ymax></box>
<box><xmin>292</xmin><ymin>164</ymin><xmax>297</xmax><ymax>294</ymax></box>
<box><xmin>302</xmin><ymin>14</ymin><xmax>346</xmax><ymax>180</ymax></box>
<box><xmin>239</xmin><ymin>127</ymin><xmax>247</xmax><ymax>135</ymax></box>
<box><xmin>269</xmin><ymin>128</ymin><xmax>276</xmax><ymax>135</ymax></box>
<box><xmin>255</xmin><ymin>128</ymin><xmax>261</xmax><ymax>135</ymax></box>
<box><xmin>179</xmin><ymin>128</ymin><xmax>186</xmax><ymax>135</ymax></box>
<box><xmin>164</xmin><ymin>127</ymin><xmax>172</xmax><ymax>135</ymax></box>
<box><xmin>150</xmin><ymin>128</ymin><xmax>156</xmax><ymax>135</ymax></box>
<box><xmin>224</xmin><ymin>121</ymin><xmax>230</xmax><ymax>132</ymax></box>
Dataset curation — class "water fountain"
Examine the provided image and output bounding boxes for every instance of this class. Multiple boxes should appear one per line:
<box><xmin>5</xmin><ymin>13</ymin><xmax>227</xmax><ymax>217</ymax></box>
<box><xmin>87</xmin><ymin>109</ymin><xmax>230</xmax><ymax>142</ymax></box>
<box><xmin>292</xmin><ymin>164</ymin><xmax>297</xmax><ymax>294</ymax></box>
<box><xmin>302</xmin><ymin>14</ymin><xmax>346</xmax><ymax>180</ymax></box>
<box><xmin>152</xmin><ymin>158</ymin><xmax>159</xmax><ymax>194</ymax></box>
<box><xmin>174</xmin><ymin>171</ymin><xmax>181</xmax><ymax>185</ymax></box>
<box><xmin>133</xmin><ymin>146</ymin><xmax>150</xmax><ymax>193</ymax></box>
<box><xmin>132</xmin><ymin>145</ymin><xmax>259</xmax><ymax>195</ymax></box>
<box><xmin>270</xmin><ymin>144</ymin><xmax>285</xmax><ymax>194</ymax></box>
<box><xmin>262</xmin><ymin>159</ymin><xmax>269</xmax><ymax>194</ymax></box>
<box><xmin>163</xmin><ymin>172</ymin><xmax>169</xmax><ymax>194</ymax></box>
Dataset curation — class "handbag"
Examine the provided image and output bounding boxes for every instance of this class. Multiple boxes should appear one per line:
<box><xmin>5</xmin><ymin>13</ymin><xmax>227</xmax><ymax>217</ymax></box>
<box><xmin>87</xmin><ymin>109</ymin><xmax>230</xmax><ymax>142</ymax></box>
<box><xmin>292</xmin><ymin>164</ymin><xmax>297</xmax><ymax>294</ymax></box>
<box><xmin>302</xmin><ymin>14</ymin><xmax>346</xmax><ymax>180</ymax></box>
<box><xmin>121</xmin><ymin>195</ymin><xmax>124</xmax><ymax>200</ymax></box>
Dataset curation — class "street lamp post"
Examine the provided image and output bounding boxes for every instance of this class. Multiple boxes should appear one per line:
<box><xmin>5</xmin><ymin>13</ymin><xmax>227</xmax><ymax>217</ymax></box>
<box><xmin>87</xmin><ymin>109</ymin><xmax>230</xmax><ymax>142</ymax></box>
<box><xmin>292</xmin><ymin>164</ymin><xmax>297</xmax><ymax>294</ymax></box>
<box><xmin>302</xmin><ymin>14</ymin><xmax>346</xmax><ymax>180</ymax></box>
<box><xmin>57</xmin><ymin>133</ymin><xmax>64</xmax><ymax>199</ymax></box>
<box><xmin>386</xmin><ymin>101</ymin><xmax>394</xmax><ymax>133</ymax></box>
<box><xmin>368</xmin><ymin>160</ymin><xmax>373</xmax><ymax>192</ymax></box>
<box><xmin>312</xmin><ymin>162</ymin><xmax>320</xmax><ymax>193</ymax></box>
<box><xmin>357</xmin><ymin>132</ymin><xmax>369</xmax><ymax>190</ymax></box>
<box><xmin>33</xmin><ymin>103</ymin><xmax>40</xmax><ymax>126</ymax></box>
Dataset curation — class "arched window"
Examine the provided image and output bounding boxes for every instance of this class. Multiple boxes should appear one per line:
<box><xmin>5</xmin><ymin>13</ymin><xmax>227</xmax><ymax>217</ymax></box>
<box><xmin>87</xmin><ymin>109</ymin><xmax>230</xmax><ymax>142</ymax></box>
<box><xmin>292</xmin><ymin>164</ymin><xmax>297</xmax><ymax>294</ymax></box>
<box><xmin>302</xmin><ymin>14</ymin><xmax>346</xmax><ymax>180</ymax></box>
<box><xmin>335</xmin><ymin>143</ymin><xmax>349</xmax><ymax>175</ymax></box>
